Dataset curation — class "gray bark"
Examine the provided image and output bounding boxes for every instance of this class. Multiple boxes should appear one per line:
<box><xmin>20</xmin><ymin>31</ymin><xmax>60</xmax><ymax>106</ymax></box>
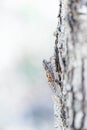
<box><xmin>43</xmin><ymin>0</ymin><xmax>87</xmax><ymax>130</ymax></box>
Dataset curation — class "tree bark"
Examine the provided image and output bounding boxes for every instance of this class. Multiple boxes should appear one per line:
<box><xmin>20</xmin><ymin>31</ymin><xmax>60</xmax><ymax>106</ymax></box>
<box><xmin>43</xmin><ymin>0</ymin><xmax>87</xmax><ymax>130</ymax></box>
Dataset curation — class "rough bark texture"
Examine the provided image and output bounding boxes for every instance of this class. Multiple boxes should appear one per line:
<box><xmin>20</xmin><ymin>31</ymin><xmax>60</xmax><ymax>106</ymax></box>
<box><xmin>43</xmin><ymin>0</ymin><xmax>87</xmax><ymax>130</ymax></box>
<box><xmin>66</xmin><ymin>0</ymin><xmax>87</xmax><ymax>130</ymax></box>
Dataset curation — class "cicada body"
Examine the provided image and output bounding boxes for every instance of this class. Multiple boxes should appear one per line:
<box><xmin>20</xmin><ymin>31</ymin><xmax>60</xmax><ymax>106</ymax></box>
<box><xmin>43</xmin><ymin>59</ymin><xmax>56</xmax><ymax>93</ymax></box>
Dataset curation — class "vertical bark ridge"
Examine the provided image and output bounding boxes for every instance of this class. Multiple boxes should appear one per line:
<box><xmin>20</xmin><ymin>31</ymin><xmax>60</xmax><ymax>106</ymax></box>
<box><xmin>43</xmin><ymin>0</ymin><xmax>87</xmax><ymax>130</ymax></box>
<box><xmin>80</xmin><ymin>58</ymin><xmax>85</xmax><ymax>129</ymax></box>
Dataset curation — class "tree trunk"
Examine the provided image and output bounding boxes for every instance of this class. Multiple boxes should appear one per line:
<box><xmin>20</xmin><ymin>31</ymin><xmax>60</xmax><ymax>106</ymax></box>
<box><xmin>43</xmin><ymin>0</ymin><xmax>87</xmax><ymax>130</ymax></box>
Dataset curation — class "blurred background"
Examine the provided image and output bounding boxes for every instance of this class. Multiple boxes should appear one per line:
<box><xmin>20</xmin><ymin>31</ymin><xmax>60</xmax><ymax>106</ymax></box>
<box><xmin>0</xmin><ymin>0</ymin><xmax>59</xmax><ymax>129</ymax></box>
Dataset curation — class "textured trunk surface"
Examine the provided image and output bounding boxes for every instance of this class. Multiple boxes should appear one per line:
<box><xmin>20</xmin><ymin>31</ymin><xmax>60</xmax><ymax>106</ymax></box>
<box><xmin>43</xmin><ymin>0</ymin><xmax>87</xmax><ymax>130</ymax></box>
<box><xmin>66</xmin><ymin>0</ymin><xmax>87</xmax><ymax>130</ymax></box>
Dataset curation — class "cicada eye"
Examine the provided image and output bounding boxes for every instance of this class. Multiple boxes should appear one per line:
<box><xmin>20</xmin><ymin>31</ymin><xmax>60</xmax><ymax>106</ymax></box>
<box><xmin>43</xmin><ymin>59</ymin><xmax>45</xmax><ymax>63</ymax></box>
<box><xmin>43</xmin><ymin>59</ymin><xmax>48</xmax><ymax>69</ymax></box>
<box><xmin>43</xmin><ymin>59</ymin><xmax>45</xmax><ymax>65</ymax></box>
<box><xmin>43</xmin><ymin>59</ymin><xmax>46</xmax><ymax>65</ymax></box>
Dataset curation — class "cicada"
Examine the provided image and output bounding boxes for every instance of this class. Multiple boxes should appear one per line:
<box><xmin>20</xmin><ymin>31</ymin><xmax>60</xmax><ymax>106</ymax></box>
<box><xmin>43</xmin><ymin>59</ymin><xmax>56</xmax><ymax>93</ymax></box>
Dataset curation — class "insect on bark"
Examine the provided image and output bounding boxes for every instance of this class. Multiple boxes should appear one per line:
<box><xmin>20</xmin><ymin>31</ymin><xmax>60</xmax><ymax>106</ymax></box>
<box><xmin>43</xmin><ymin>59</ymin><xmax>56</xmax><ymax>93</ymax></box>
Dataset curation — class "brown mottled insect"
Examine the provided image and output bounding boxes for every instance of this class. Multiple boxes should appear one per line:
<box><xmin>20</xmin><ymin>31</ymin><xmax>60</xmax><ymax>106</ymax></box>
<box><xmin>43</xmin><ymin>59</ymin><xmax>56</xmax><ymax>93</ymax></box>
